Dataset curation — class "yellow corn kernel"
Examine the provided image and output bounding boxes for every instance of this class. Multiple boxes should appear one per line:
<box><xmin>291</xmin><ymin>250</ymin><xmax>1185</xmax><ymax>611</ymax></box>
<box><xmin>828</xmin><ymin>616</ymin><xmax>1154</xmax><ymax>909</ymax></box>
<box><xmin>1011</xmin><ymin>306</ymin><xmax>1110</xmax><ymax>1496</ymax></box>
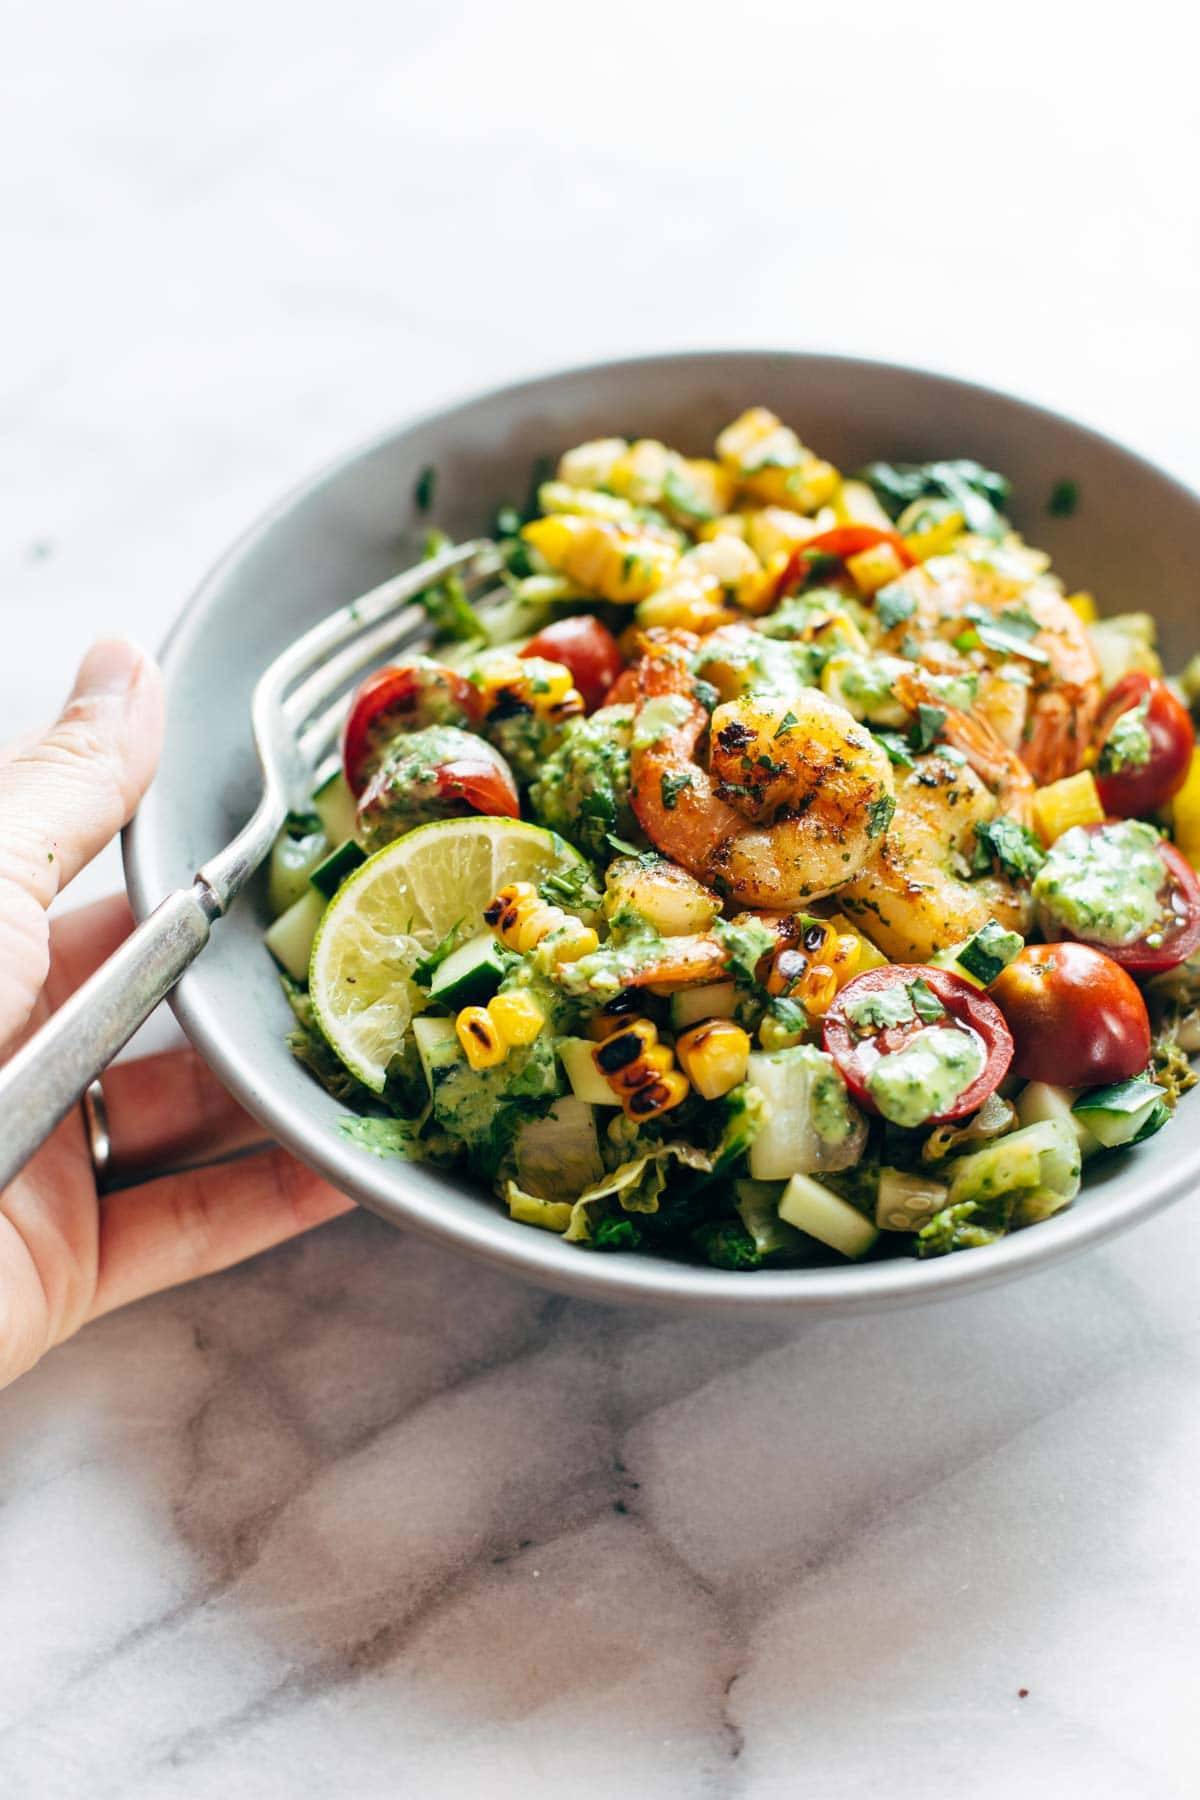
<box><xmin>456</xmin><ymin>1005</ymin><xmax>507</xmax><ymax>1070</ymax></box>
<box><xmin>747</xmin><ymin>457</ymin><xmax>839</xmax><ymax>512</ymax></box>
<box><xmin>679</xmin><ymin>457</ymin><xmax>736</xmax><ymax>519</ymax></box>
<box><xmin>484</xmin><ymin>882</ymin><xmax>556</xmax><ymax>953</ymax></box>
<box><xmin>805</xmin><ymin>611</ymin><xmax>869</xmax><ymax>656</ymax></box>
<box><xmin>521</xmin><ymin>514</ymin><xmax>678</xmax><ymax>603</ymax></box>
<box><xmin>607</xmin><ymin>438</ymin><xmax>675</xmax><ymax>505</ymax></box>
<box><xmin>1031</xmin><ymin>770</ymin><xmax>1105</xmax><ymax>845</ymax></box>
<box><xmin>1171</xmin><ymin>748</ymin><xmax>1200</xmax><ymax>867</ymax></box>
<box><xmin>488</xmin><ymin>990</ymin><xmax>545</xmax><ymax>1047</ymax></box>
<box><xmin>635</xmin><ymin>574</ymin><xmax>732</xmax><ymax>636</ymax></box>
<box><xmin>696</xmin><ymin>511</ymin><xmax>748</xmax><ymax>542</ymax></box>
<box><xmin>831</xmin><ymin>479</ymin><xmax>894</xmax><ymax>531</ymax></box>
<box><xmin>623</xmin><ymin>1069</ymin><xmax>690</xmax><ymax>1121</ymax></box>
<box><xmin>735</xmin><ymin>551</ymin><xmax>790</xmax><ymax>616</ymax></box>
<box><xmin>675</xmin><ymin>1020</ymin><xmax>751</xmax><ymax>1100</ymax></box>
<box><xmin>715</xmin><ymin>406</ymin><xmax>789</xmax><ymax>470</ymax></box>
<box><xmin>1066</xmin><ymin>590</ymin><xmax>1098</xmax><ymax>624</ymax></box>
<box><xmin>845</xmin><ymin>540</ymin><xmax>906</xmax><ymax>597</ymax></box>
<box><xmin>536</xmin><ymin>480</ymin><xmax>639</xmax><ymax>524</ymax></box>
<box><xmin>744</xmin><ymin>505</ymin><xmax>820</xmax><ymax>563</ymax></box>
<box><xmin>799</xmin><ymin>964</ymin><xmax>839</xmax><ymax>1017</ymax></box>
<box><xmin>902</xmin><ymin>508</ymin><xmax>965</xmax><ymax>562</ymax></box>
<box><xmin>557</xmin><ymin>438</ymin><xmax>628</xmax><ymax>490</ymax></box>
<box><xmin>520</xmin><ymin>656</ymin><xmax>576</xmax><ymax>707</ymax></box>
<box><xmin>592</xmin><ymin>1018</ymin><xmax>659</xmax><ymax>1082</ymax></box>
<box><xmin>714</xmin><ymin>408</ymin><xmax>838</xmax><ymax>511</ymax></box>
<box><xmin>824</xmin><ymin>914</ymin><xmax>889</xmax><ymax>974</ymax></box>
<box><xmin>758</xmin><ymin>1011</ymin><xmax>807</xmax><ymax>1052</ymax></box>
<box><xmin>547</xmin><ymin>922</ymin><xmax>599</xmax><ymax>965</ymax></box>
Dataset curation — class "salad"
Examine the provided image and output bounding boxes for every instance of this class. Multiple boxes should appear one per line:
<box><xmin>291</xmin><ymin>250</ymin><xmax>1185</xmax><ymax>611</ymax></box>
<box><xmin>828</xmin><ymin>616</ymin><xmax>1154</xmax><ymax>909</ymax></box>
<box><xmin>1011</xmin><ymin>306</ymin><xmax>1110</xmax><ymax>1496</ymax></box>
<box><xmin>265</xmin><ymin>407</ymin><xmax>1200</xmax><ymax>1269</ymax></box>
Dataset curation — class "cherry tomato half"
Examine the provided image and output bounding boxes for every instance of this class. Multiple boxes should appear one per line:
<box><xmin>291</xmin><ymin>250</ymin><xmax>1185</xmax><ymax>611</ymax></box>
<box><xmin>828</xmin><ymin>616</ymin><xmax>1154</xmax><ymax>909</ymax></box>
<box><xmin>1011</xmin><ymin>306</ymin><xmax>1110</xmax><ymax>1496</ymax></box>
<box><xmin>433</xmin><ymin>754</ymin><xmax>520</xmax><ymax>819</ymax></box>
<box><xmin>1038</xmin><ymin>825</ymin><xmax>1200</xmax><ymax>975</ymax></box>
<box><xmin>990</xmin><ymin>943</ymin><xmax>1150</xmax><ymax>1086</ymax></box>
<box><xmin>521</xmin><ymin>615</ymin><xmax>624</xmax><ymax>713</ymax></box>
<box><xmin>800</xmin><ymin>524</ymin><xmax>916</xmax><ymax>569</ymax></box>
<box><xmin>1093</xmin><ymin>673</ymin><xmax>1194</xmax><ymax>817</ymax></box>
<box><xmin>822</xmin><ymin>965</ymin><xmax>1013</xmax><ymax>1123</ymax></box>
<box><xmin>602</xmin><ymin>665</ymin><xmax>642</xmax><ymax>708</ymax></box>
<box><xmin>342</xmin><ymin>661</ymin><xmax>481</xmax><ymax>795</ymax></box>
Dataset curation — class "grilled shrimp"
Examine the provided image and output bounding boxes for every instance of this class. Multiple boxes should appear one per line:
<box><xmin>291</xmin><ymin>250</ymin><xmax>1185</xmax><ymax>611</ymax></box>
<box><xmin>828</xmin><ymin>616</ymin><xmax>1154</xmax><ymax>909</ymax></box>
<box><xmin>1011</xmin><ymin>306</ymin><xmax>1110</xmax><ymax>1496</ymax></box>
<box><xmin>838</xmin><ymin>670</ymin><xmax>1036</xmax><ymax>961</ymax></box>
<box><xmin>628</xmin><ymin>641</ymin><xmax>894</xmax><ymax>909</ymax></box>
<box><xmin>873</xmin><ymin>550</ymin><xmax>1102</xmax><ymax>783</ymax></box>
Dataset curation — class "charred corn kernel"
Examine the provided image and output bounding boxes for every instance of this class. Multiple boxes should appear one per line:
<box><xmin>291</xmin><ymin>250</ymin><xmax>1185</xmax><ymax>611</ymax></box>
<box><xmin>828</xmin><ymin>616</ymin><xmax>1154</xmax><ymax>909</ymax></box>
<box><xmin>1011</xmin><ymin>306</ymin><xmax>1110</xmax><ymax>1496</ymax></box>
<box><xmin>625</xmin><ymin>1070</ymin><xmax>690</xmax><ymax>1120</ymax></box>
<box><xmin>472</xmin><ymin>654</ymin><xmax>584</xmax><ymax>723</ymax></box>
<box><xmin>536</xmin><ymin>480</ymin><xmax>639</xmax><ymax>524</ymax></box>
<box><xmin>557</xmin><ymin>438</ymin><xmax>628</xmax><ymax>490</ymax></box>
<box><xmin>1031</xmin><ymin>770</ymin><xmax>1104</xmax><ymax>845</ymax></box>
<box><xmin>675</xmin><ymin>1020</ymin><xmax>751</xmax><ymax>1100</ymax></box>
<box><xmin>521</xmin><ymin>514</ymin><xmax>678</xmax><ymax>603</ymax></box>
<box><xmin>1066</xmin><ymin>590</ymin><xmax>1098</xmax><ymax>624</ymax></box>
<box><xmin>456</xmin><ymin>1005</ymin><xmax>507</xmax><ymax>1070</ymax></box>
<box><xmin>485</xmin><ymin>880</ymin><xmax>600</xmax><ymax>966</ymax></box>
<box><xmin>831</xmin><ymin>479</ymin><xmax>894</xmax><ymax>531</ymax></box>
<box><xmin>715</xmin><ymin>407</ymin><xmax>838</xmax><ymax>511</ymax></box>
<box><xmin>805</xmin><ymin>610</ymin><xmax>869</xmax><ymax>655</ymax></box>
<box><xmin>824</xmin><ymin>914</ymin><xmax>889</xmax><ymax>973</ymax></box>
<box><xmin>487</xmin><ymin>990</ymin><xmax>545</xmax><ymax>1047</ymax></box>
<box><xmin>845</xmin><ymin>540</ymin><xmax>906</xmax><ymax>597</ymax></box>
<box><xmin>636</xmin><ymin>574</ymin><xmax>732</xmax><ymax>636</ymax></box>
<box><xmin>766</xmin><ymin>922</ymin><xmax>851</xmax><ymax>1018</ymax></box>
<box><xmin>735</xmin><ymin>551</ymin><xmax>791</xmax><ymax>615</ymax></box>
<box><xmin>744</xmin><ymin>505</ymin><xmax>820</xmax><ymax>562</ymax></box>
<box><xmin>1171</xmin><ymin>749</ymin><xmax>1200</xmax><ymax>867</ymax></box>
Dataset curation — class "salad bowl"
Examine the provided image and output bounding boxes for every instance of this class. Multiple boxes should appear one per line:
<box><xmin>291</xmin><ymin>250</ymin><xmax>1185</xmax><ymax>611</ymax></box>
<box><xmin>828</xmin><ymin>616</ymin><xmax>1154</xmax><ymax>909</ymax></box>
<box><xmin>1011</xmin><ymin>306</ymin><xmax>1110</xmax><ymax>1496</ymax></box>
<box><xmin>123</xmin><ymin>350</ymin><xmax>1200</xmax><ymax>1313</ymax></box>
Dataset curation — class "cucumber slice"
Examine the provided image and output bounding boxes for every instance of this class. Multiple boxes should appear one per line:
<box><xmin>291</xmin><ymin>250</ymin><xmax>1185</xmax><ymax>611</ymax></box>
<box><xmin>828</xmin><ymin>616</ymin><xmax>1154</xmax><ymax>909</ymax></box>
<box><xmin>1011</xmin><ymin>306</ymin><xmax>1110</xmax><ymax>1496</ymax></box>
<box><xmin>874</xmin><ymin>1167</ymin><xmax>948</xmax><ymax>1232</ymax></box>
<box><xmin>269</xmin><ymin>821</ymin><xmax>328</xmax><ymax>917</ymax></box>
<box><xmin>265</xmin><ymin>887</ymin><xmax>327</xmax><ymax>982</ymax></box>
<box><xmin>670</xmin><ymin>981</ymin><xmax>738</xmax><ymax>1030</ymax></box>
<box><xmin>1016</xmin><ymin>1081</ymin><xmax>1100</xmax><ymax>1157</ymax></box>
<box><xmin>412</xmin><ymin>1016</ymin><xmax>460</xmax><ymax>1097</ymax></box>
<box><xmin>934</xmin><ymin>918</ymin><xmax>1023</xmax><ymax>988</ymax></box>
<box><xmin>559</xmin><ymin>1037</ymin><xmax>620</xmax><ymax>1105</ymax></box>
<box><xmin>309</xmin><ymin>837</ymin><xmax>367</xmax><ymax>899</ymax></box>
<box><xmin>312</xmin><ymin>769</ymin><xmax>359</xmax><ymax>845</ymax></box>
<box><xmin>734</xmin><ymin>1179</ymin><xmax>806</xmax><ymax>1257</ymax></box>
<box><xmin>1072</xmin><ymin>1077</ymin><xmax>1168</xmax><ymax>1148</ymax></box>
<box><xmin>747</xmin><ymin>1045</ymin><xmax>866</xmax><ymax>1180</ymax></box>
<box><xmin>779</xmin><ymin>1174</ymin><xmax>880</xmax><ymax>1259</ymax></box>
<box><xmin>428</xmin><ymin>932</ymin><xmax>510</xmax><ymax>1009</ymax></box>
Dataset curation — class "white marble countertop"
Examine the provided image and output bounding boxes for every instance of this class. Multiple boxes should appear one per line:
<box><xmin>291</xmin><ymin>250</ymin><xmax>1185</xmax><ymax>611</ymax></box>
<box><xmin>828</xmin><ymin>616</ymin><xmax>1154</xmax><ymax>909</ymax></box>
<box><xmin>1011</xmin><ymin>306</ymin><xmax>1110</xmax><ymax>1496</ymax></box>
<box><xmin>2</xmin><ymin>4</ymin><xmax>1198</xmax><ymax>1794</ymax></box>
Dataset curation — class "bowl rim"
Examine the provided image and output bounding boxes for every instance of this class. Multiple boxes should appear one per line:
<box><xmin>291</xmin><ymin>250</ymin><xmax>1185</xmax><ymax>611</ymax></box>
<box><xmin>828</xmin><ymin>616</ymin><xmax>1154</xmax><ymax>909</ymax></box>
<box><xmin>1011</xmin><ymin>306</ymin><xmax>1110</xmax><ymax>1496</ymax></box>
<box><xmin>125</xmin><ymin>347</ymin><xmax>1200</xmax><ymax>1314</ymax></box>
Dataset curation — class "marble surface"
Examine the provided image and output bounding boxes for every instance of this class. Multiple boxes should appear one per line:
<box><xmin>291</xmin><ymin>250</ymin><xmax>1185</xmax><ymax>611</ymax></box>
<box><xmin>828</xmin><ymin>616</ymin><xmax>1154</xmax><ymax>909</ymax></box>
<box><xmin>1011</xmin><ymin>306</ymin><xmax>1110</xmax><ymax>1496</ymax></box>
<box><xmin>2</xmin><ymin>3</ymin><xmax>1199</xmax><ymax>1793</ymax></box>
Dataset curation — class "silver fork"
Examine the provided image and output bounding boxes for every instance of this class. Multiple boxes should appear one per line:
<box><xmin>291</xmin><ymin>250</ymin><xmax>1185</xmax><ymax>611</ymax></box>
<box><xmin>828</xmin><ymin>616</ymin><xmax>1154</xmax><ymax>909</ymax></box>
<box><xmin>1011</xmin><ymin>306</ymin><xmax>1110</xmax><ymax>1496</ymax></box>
<box><xmin>0</xmin><ymin>538</ymin><xmax>504</xmax><ymax>1190</ymax></box>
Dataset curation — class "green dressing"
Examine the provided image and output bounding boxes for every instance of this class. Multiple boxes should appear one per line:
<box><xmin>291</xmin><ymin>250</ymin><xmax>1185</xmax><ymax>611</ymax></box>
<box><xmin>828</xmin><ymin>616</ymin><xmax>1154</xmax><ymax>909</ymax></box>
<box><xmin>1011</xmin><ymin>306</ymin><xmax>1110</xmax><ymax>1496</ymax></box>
<box><xmin>865</xmin><ymin>1027</ymin><xmax>986</xmax><ymax>1128</ymax></box>
<box><xmin>1032</xmin><ymin>820</ymin><xmax>1166</xmax><ymax>947</ymax></box>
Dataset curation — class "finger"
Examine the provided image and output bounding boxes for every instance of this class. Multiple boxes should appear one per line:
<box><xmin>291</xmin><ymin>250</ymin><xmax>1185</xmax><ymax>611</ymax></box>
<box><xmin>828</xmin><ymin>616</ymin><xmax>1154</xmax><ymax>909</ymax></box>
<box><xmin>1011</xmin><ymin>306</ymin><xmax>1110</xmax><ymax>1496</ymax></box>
<box><xmin>101</xmin><ymin>1047</ymin><xmax>268</xmax><ymax>1180</ymax></box>
<box><xmin>87</xmin><ymin>1148</ymin><xmax>355</xmax><ymax>1322</ymax></box>
<box><xmin>0</xmin><ymin>640</ymin><xmax>164</xmax><ymax>1046</ymax></box>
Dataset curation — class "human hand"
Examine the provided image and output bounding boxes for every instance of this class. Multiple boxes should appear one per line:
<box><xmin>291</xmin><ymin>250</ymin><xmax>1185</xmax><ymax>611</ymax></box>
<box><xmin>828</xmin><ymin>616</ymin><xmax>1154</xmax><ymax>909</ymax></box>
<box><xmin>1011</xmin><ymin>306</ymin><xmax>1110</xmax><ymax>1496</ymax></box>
<box><xmin>0</xmin><ymin>638</ymin><xmax>353</xmax><ymax>1388</ymax></box>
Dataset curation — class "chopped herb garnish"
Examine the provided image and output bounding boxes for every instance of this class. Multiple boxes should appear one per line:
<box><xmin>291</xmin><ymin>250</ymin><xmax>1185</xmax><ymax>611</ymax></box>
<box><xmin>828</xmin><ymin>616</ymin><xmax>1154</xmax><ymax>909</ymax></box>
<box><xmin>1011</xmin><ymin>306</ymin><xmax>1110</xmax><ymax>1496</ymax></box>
<box><xmin>874</xmin><ymin>730</ymin><xmax>915</xmax><ymax>769</ymax></box>
<box><xmin>413</xmin><ymin>465</ymin><xmax>437</xmax><ymax>512</ymax></box>
<box><xmin>660</xmin><ymin>770</ymin><xmax>693</xmax><ymax>811</ymax></box>
<box><xmin>1048</xmin><ymin>479</ymin><xmax>1079</xmax><ymax>517</ymax></box>
<box><xmin>774</xmin><ymin>709</ymin><xmax>799</xmax><ymax>739</ymax></box>
<box><xmin>908</xmin><ymin>976</ymin><xmax>946</xmax><ymax>1022</ymax></box>
<box><xmin>412</xmin><ymin>922</ymin><xmax>464</xmax><ymax>988</ymax></box>
<box><xmin>693</xmin><ymin>678</ymin><xmax>720</xmax><ymax>714</ymax></box>
<box><xmin>912</xmin><ymin>704</ymin><xmax>946</xmax><ymax>752</ymax></box>
<box><xmin>974</xmin><ymin>816</ymin><xmax>1047</xmax><ymax>882</ymax></box>
<box><xmin>867</xmin><ymin>793</ymin><xmax>897</xmax><ymax>838</ymax></box>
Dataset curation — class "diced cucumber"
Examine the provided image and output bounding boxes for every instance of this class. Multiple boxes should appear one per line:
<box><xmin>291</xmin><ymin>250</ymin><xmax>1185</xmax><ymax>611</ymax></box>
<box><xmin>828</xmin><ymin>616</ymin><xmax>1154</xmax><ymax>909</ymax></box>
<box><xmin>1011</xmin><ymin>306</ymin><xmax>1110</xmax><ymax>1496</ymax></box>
<box><xmin>1016</xmin><ymin>1081</ymin><xmax>1100</xmax><ymax>1157</ymax></box>
<box><xmin>670</xmin><ymin>981</ymin><xmax>738</xmax><ymax>1030</ymax></box>
<box><xmin>947</xmin><ymin>1118</ymin><xmax>1081</xmax><ymax>1226</ymax></box>
<box><xmin>559</xmin><ymin>1037</ymin><xmax>620</xmax><ymax>1105</ymax></box>
<box><xmin>428</xmin><ymin>932</ymin><xmax>509</xmax><ymax>1009</ymax></box>
<box><xmin>268</xmin><ymin>821</ymin><xmax>328</xmax><ymax>917</ymax></box>
<box><xmin>779</xmin><ymin>1174</ymin><xmax>880</xmax><ymax>1259</ymax></box>
<box><xmin>265</xmin><ymin>887</ymin><xmax>327</xmax><ymax>982</ymax></box>
<box><xmin>734</xmin><ymin>1179</ymin><xmax>807</xmax><ymax>1257</ymax></box>
<box><xmin>309</xmin><ymin>837</ymin><xmax>367</xmax><ymax>899</ymax></box>
<box><xmin>933</xmin><ymin>918</ymin><xmax>1023</xmax><ymax>988</ymax></box>
<box><xmin>412</xmin><ymin>1016</ymin><xmax>460</xmax><ymax>1096</ymax></box>
<box><xmin>312</xmin><ymin>768</ymin><xmax>359</xmax><ymax>846</ymax></box>
<box><xmin>1072</xmin><ymin>1076</ymin><xmax>1168</xmax><ymax>1149</ymax></box>
<box><xmin>747</xmin><ymin>1045</ymin><xmax>866</xmax><ymax>1180</ymax></box>
<box><xmin>513</xmin><ymin>1097</ymin><xmax>603</xmax><ymax>1199</ymax></box>
<box><xmin>874</xmin><ymin>1167</ymin><xmax>949</xmax><ymax>1232</ymax></box>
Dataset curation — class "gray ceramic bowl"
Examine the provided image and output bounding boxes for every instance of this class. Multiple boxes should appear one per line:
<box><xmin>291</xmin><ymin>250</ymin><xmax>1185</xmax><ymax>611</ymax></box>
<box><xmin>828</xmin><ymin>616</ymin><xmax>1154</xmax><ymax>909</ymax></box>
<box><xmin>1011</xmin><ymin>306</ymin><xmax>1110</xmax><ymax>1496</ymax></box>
<box><xmin>124</xmin><ymin>351</ymin><xmax>1200</xmax><ymax>1314</ymax></box>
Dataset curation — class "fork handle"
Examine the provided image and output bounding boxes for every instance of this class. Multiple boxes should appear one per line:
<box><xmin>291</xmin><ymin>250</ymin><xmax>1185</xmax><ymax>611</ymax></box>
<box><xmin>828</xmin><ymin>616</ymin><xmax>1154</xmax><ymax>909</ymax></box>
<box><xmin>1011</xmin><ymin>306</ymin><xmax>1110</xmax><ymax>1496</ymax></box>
<box><xmin>0</xmin><ymin>882</ymin><xmax>219</xmax><ymax>1191</ymax></box>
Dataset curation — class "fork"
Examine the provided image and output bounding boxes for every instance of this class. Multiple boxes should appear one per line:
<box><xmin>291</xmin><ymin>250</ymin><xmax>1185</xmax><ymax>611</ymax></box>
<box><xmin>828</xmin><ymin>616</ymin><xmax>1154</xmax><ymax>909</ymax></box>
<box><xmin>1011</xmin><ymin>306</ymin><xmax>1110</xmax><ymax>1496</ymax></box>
<box><xmin>0</xmin><ymin>538</ymin><xmax>504</xmax><ymax>1190</ymax></box>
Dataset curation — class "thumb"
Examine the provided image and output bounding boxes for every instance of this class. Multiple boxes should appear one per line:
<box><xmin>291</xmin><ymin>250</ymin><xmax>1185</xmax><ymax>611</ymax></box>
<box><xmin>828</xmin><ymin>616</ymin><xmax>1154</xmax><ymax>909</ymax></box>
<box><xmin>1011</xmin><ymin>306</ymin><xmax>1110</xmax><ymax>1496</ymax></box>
<box><xmin>0</xmin><ymin>638</ymin><xmax>164</xmax><ymax>1046</ymax></box>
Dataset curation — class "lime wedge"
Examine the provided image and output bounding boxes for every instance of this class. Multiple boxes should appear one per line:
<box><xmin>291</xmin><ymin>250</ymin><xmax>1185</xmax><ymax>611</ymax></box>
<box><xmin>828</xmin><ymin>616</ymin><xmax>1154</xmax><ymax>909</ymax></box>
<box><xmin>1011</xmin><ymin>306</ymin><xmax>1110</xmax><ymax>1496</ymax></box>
<box><xmin>309</xmin><ymin>817</ymin><xmax>588</xmax><ymax>1092</ymax></box>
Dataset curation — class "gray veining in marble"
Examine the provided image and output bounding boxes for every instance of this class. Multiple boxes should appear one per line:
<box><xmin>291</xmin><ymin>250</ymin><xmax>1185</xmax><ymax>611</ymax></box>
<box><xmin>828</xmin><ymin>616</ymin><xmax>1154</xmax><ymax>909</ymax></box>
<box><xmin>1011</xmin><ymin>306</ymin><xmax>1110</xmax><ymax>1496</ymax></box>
<box><xmin>2</xmin><ymin>2</ymin><xmax>1199</xmax><ymax>1793</ymax></box>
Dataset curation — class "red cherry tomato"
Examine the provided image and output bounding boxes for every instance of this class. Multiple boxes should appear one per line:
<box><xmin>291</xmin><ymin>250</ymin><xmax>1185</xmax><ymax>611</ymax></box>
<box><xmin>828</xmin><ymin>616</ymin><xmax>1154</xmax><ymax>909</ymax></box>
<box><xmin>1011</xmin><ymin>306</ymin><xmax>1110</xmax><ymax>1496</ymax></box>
<box><xmin>800</xmin><ymin>524</ymin><xmax>916</xmax><ymax>569</ymax></box>
<box><xmin>433</xmin><ymin>755</ymin><xmax>520</xmax><ymax>819</ymax></box>
<box><xmin>990</xmin><ymin>943</ymin><xmax>1151</xmax><ymax>1086</ymax></box>
<box><xmin>1037</xmin><ymin>825</ymin><xmax>1200</xmax><ymax>974</ymax></box>
<box><xmin>1093</xmin><ymin>673</ymin><xmax>1194</xmax><ymax>816</ymax></box>
<box><xmin>602</xmin><ymin>665</ymin><xmax>642</xmax><ymax>707</ymax></box>
<box><xmin>521</xmin><ymin>615</ymin><xmax>624</xmax><ymax>712</ymax></box>
<box><xmin>342</xmin><ymin>662</ymin><xmax>481</xmax><ymax>795</ymax></box>
<box><xmin>822</xmin><ymin>965</ymin><xmax>1013</xmax><ymax>1123</ymax></box>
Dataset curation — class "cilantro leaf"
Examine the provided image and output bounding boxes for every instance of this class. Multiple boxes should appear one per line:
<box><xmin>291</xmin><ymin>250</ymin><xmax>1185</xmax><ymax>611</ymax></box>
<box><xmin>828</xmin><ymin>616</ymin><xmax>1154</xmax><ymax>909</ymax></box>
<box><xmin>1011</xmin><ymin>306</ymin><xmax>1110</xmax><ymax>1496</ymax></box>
<box><xmin>867</xmin><ymin>793</ymin><xmax>896</xmax><ymax>839</ymax></box>
<box><xmin>974</xmin><ymin>816</ymin><xmax>1046</xmax><ymax>882</ymax></box>
<box><xmin>912</xmin><ymin>704</ymin><xmax>946</xmax><ymax>752</ymax></box>
<box><xmin>1048</xmin><ymin>479</ymin><xmax>1079</xmax><ymax>517</ymax></box>
<box><xmin>660</xmin><ymin>770</ymin><xmax>693</xmax><ymax>811</ymax></box>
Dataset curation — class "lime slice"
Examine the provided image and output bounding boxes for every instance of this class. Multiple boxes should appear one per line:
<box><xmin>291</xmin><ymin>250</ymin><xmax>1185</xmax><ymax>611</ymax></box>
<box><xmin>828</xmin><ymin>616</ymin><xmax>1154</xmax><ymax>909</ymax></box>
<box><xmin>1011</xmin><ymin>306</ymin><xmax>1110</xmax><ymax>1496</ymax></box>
<box><xmin>309</xmin><ymin>817</ymin><xmax>588</xmax><ymax>1092</ymax></box>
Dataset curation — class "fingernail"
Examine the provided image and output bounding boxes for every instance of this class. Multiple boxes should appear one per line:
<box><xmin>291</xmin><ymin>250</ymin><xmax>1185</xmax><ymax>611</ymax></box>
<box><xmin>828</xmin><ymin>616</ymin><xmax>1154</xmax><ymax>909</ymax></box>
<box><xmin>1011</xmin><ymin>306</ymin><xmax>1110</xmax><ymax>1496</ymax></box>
<box><xmin>72</xmin><ymin>637</ymin><xmax>145</xmax><ymax>700</ymax></box>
